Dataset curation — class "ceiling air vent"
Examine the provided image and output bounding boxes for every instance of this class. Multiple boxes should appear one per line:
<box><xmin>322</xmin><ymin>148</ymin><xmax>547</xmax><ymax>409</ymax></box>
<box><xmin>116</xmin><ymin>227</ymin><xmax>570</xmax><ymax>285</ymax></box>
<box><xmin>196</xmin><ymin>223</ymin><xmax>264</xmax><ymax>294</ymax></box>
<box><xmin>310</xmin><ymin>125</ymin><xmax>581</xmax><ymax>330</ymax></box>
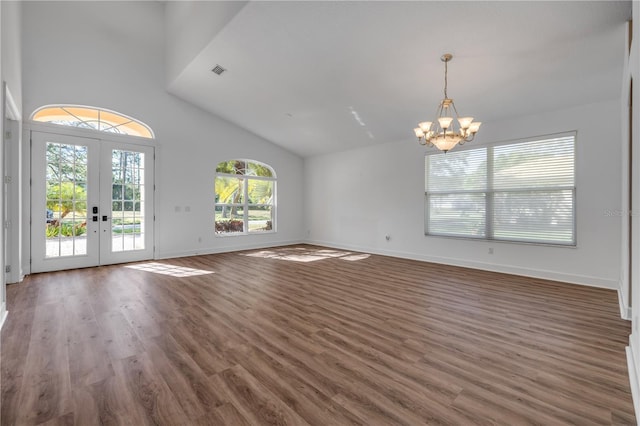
<box><xmin>211</xmin><ymin>65</ymin><xmax>227</xmax><ymax>76</ymax></box>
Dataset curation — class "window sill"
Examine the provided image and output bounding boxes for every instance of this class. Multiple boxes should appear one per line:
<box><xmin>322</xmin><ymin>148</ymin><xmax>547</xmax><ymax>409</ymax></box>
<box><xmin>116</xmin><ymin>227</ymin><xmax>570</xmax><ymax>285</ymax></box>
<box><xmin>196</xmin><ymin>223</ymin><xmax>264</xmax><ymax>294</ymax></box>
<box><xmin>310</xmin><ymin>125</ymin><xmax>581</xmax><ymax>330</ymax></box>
<box><xmin>424</xmin><ymin>232</ymin><xmax>577</xmax><ymax>248</ymax></box>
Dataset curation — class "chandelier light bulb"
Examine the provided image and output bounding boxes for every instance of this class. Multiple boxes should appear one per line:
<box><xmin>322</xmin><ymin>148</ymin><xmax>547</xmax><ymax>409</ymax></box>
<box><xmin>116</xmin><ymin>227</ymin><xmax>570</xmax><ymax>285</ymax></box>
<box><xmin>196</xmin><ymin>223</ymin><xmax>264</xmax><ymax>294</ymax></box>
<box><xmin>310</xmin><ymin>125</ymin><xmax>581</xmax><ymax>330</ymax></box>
<box><xmin>468</xmin><ymin>122</ymin><xmax>482</xmax><ymax>133</ymax></box>
<box><xmin>438</xmin><ymin>117</ymin><xmax>453</xmax><ymax>129</ymax></box>
<box><xmin>458</xmin><ymin>117</ymin><xmax>474</xmax><ymax>129</ymax></box>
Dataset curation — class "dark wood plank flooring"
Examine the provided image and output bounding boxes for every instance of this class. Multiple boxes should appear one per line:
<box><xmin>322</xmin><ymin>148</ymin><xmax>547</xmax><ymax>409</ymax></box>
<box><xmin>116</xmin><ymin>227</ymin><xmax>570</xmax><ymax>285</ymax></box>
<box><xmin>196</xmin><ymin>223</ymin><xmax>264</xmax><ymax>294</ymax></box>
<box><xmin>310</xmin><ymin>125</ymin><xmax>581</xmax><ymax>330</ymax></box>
<box><xmin>1</xmin><ymin>244</ymin><xmax>636</xmax><ymax>425</ymax></box>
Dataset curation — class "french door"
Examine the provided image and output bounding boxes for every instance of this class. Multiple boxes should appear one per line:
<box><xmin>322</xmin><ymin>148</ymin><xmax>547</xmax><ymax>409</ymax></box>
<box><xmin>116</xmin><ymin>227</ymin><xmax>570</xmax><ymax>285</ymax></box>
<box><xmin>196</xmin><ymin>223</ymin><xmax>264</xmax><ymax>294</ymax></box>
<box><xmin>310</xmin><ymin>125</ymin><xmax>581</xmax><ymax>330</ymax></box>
<box><xmin>31</xmin><ymin>131</ymin><xmax>154</xmax><ymax>273</ymax></box>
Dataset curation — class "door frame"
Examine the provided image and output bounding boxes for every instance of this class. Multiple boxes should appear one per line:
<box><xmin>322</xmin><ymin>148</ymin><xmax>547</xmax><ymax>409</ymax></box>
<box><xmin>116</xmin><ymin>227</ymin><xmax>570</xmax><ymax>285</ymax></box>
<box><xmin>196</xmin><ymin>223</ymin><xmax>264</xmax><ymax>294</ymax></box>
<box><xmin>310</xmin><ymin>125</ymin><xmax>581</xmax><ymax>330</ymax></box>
<box><xmin>24</xmin><ymin>120</ymin><xmax>156</xmax><ymax>275</ymax></box>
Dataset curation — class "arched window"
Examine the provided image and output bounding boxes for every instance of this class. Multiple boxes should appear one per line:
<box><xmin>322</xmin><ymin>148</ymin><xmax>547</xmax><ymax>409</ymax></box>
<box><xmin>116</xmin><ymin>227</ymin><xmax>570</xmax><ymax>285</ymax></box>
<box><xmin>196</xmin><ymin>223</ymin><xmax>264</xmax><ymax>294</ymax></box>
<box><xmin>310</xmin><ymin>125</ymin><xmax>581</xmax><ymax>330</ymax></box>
<box><xmin>31</xmin><ymin>105</ymin><xmax>154</xmax><ymax>139</ymax></box>
<box><xmin>215</xmin><ymin>160</ymin><xmax>276</xmax><ymax>235</ymax></box>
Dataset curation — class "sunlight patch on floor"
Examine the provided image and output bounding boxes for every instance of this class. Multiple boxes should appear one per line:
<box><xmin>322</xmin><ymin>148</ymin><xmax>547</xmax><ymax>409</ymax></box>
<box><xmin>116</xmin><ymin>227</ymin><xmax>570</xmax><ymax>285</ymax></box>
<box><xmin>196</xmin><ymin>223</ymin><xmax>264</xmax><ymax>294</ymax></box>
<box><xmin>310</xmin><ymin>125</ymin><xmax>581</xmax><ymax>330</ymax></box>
<box><xmin>339</xmin><ymin>253</ymin><xmax>371</xmax><ymax>261</ymax></box>
<box><xmin>124</xmin><ymin>262</ymin><xmax>215</xmax><ymax>277</ymax></box>
<box><xmin>243</xmin><ymin>247</ymin><xmax>370</xmax><ymax>262</ymax></box>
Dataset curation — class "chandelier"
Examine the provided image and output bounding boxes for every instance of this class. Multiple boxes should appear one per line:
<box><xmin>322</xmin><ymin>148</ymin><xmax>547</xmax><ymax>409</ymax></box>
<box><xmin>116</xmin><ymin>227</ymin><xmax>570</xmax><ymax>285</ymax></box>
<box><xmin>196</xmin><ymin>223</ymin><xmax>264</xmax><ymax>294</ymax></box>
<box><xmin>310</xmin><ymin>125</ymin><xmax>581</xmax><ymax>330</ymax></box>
<box><xmin>413</xmin><ymin>54</ymin><xmax>481</xmax><ymax>152</ymax></box>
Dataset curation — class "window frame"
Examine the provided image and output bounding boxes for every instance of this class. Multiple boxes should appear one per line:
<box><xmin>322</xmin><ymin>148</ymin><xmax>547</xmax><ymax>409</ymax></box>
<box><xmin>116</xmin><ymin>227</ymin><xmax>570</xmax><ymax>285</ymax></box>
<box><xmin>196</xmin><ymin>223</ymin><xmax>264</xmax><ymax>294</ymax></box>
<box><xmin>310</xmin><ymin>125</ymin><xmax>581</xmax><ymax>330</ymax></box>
<box><xmin>214</xmin><ymin>160</ymin><xmax>276</xmax><ymax>236</ymax></box>
<box><xmin>31</xmin><ymin>105</ymin><xmax>154</xmax><ymax>139</ymax></box>
<box><xmin>425</xmin><ymin>132</ymin><xmax>577</xmax><ymax>247</ymax></box>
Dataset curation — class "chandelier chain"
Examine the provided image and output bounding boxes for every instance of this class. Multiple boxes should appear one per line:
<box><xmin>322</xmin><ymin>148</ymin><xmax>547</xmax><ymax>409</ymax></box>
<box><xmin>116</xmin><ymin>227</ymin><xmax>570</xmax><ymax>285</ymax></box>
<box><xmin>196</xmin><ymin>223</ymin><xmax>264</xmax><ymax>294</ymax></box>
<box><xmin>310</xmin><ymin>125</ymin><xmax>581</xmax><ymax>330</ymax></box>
<box><xmin>444</xmin><ymin>59</ymin><xmax>448</xmax><ymax>99</ymax></box>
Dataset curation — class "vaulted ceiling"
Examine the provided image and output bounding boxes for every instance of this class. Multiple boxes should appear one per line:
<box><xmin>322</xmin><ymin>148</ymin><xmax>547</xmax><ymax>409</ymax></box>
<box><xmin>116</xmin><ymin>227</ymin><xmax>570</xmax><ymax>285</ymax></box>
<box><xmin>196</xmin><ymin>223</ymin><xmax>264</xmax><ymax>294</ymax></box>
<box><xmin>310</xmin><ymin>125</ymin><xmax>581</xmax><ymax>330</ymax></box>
<box><xmin>166</xmin><ymin>1</ymin><xmax>631</xmax><ymax>157</ymax></box>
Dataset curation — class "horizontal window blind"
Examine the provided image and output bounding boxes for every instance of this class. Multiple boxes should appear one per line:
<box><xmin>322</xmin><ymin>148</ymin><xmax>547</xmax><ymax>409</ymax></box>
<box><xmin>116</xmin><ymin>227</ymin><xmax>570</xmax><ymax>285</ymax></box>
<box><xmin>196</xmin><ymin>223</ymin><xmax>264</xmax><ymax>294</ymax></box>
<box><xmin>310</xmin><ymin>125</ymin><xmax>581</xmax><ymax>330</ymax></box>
<box><xmin>493</xmin><ymin>137</ymin><xmax>575</xmax><ymax>190</ymax></box>
<box><xmin>426</xmin><ymin>148</ymin><xmax>487</xmax><ymax>192</ymax></box>
<box><xmin>425</xmin><ymin>133</ymin><xmax>576</xmax><ymax>245</ymax></box>
<box><xmin>428</xmin><ymin>193</ymin><xmax>486</xmax><ymax>238</ymax></box>
<box><xmin>493</xmin><ymin>189</ymin><xmax>574</xmax><ymax>244</ymax></box>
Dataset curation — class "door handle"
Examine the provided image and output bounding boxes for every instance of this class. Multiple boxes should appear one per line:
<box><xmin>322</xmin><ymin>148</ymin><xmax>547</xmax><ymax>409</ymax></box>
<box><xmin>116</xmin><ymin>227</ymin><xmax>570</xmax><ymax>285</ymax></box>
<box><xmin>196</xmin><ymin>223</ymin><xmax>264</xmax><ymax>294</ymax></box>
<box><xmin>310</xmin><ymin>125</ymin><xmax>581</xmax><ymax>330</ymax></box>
<box><xmin>93</xmin><ymin>206</ymin><xmax>98</xmax><ymax>214</ymax></box>
<box><xmin>102</xmin><ymin>215</ymin><xmax>108</xmax><ymax>221</ymax></box>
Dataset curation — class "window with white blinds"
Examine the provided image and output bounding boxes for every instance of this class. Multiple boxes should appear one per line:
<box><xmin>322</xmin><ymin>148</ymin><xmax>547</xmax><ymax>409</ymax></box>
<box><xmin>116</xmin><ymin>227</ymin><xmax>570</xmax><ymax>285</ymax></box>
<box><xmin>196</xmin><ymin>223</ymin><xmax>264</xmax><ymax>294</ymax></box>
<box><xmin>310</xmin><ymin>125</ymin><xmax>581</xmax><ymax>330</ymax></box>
<box><xmin>425</xmin><ymin>133</ymin><xmax>576</xmax><ymax>245</ymax></box>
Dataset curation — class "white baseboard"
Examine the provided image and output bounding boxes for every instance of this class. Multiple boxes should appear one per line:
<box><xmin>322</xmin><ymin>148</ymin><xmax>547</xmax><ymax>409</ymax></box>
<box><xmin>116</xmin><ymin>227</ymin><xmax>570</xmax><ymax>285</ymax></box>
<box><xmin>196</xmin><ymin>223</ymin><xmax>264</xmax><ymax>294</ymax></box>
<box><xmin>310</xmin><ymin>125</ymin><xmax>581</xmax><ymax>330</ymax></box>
<box><xmin>626</xmin><ymin>344</ymin><xmax>640</xmax><ymax>424</ymax></box>
<box><xmin>619</xmin><ymin>285</ymin><xmax>633</xmax><ymax>320</ymax></box>
<box><xmin>6</xmin><ymin>272</ymin><xmax>25</xmax><ymax>285</ymax></box>
<box><xmin>305</xmin><ymin>239</ymin><xmax>618</xmax><ymax>290</ymax></box>
<box><xmin>0</xmin><ymin>305</ymin><xmax>8</xmax><ymax>330</ymax></box>
<box><xmin>156</xmin><ymin>239</ymin><xmax>304</xmax><ymax>260</ymax></box>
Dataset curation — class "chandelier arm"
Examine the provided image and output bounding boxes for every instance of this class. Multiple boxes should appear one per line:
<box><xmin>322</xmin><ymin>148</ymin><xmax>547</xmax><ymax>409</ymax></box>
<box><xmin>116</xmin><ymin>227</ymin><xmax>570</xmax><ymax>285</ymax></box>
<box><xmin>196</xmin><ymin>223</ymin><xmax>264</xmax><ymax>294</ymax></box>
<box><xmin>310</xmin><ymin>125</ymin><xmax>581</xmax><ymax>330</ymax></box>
<box><xmin>431</xmin><ymin>103</ymin><xmax>444</xmax><ymax>140</ymax></box>
<box><xmin>451</xmin><ymin>101</ymin><xmax>460</xmax><ymax>119</ymax></box>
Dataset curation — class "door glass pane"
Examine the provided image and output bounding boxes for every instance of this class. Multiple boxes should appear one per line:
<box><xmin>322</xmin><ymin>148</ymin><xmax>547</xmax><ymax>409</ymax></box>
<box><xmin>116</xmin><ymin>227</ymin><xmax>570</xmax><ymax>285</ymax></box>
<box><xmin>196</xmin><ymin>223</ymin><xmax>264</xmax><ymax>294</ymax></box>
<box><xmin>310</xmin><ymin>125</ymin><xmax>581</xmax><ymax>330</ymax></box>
<box><xmin>45</xmin><ymin>142</ymin><xmax>88</xmax><ymax>257</ymax></box>
<box><xmin>111</xmin><ymin>149</ymin><xmax>145</xmax><ymax>252</ymax></box>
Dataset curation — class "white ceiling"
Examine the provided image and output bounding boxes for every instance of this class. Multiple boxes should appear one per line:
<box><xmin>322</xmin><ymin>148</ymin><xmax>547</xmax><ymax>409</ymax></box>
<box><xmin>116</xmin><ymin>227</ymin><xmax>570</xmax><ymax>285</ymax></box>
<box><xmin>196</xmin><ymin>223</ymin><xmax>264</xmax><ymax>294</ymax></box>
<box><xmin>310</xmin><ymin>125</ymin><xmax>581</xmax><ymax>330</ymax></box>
<box><xmin>167</xmin><ymin>1</ymin><xmax>631</xmax><ymax>158</ymax></box>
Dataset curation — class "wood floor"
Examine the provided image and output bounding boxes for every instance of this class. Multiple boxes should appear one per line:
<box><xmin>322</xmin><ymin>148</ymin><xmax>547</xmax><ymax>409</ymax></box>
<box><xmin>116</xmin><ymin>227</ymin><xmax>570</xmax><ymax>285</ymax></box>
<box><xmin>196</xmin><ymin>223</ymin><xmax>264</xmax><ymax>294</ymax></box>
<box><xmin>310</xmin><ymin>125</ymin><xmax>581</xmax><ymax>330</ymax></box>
<box><xmin>1</xmin><ymin>244</ymin><xmax>636</xmax><ymax>425</ymax></box>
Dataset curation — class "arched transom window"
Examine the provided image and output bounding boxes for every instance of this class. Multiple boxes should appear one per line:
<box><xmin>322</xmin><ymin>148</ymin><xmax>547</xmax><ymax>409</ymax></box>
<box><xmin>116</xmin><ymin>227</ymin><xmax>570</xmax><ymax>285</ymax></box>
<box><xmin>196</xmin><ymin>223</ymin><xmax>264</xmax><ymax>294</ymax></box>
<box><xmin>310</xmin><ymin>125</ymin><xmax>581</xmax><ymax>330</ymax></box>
<box><xmin>32</xmin><ymin>105</ymin><xmax>154</xmax><ymax>139</ymax></box>
<box><xmin>215</xmin><ymin>160</ymin><xmax>276</xmax><ymax>235</ymax></box>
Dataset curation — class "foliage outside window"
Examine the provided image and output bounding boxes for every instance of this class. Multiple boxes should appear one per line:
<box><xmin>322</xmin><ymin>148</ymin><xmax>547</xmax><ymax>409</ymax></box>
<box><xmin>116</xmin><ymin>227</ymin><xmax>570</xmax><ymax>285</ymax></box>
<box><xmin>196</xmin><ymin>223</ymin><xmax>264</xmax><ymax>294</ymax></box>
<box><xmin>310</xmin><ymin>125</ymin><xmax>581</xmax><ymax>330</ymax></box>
<box><xmin>32</xmin><ymin>105</ymin><xmax>154</xmax><ymax>139</ymax></box>
<box><xmin>215</xmin><ymin>160</ymin><xmax>275</xmax><ymax>235</ymax></box>
<box><xmin>425</xmin><ymin>133</ymin><xmax>576</xmax><ymax>245</ymax></box>
<box><xmin>46</xmin><ymin>143</ymin><xmax>88</xmax><ymax>240</ymax></box>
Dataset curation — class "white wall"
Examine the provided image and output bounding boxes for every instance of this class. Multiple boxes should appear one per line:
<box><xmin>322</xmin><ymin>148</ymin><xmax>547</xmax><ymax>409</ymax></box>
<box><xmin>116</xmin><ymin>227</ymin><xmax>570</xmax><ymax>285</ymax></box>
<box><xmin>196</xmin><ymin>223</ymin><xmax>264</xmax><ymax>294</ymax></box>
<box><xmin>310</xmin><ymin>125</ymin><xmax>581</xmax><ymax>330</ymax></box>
<box><xmin>620</xmin><ymin>20</ymin><xmax>633</xmax><ymax>320</ymax></box>
<box><xmin>3</xmin><ymin>0</ymin><xmax>23</xmax><ymax>284</ymax></box>
<box><xmin>627</xmin><ymin>0</ymin><xmax>640</xmax><ymax>419</ymax></box>
<box><xmin>2</xmin><ymin>1</ymin><xmax>21</xmax><ymax>113</ymax></box>
<box><xmin>306</xmin><ymin>99</ymin><xmax>622</xmax><ymax>289</ymax></box>
<box><xmin>1</xmin><ymin>0</ymin><xmax>23</xmax><ymax>326</ymax></box>
<box><xmin>22</xmin><ymin>1</ymin><xmax>304</xmax><ymax>266</ymax></box>
<box><xmin>0</xmin><ymin>0</ymin><xmax>5</xmax><ymax>327</ymax></box>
